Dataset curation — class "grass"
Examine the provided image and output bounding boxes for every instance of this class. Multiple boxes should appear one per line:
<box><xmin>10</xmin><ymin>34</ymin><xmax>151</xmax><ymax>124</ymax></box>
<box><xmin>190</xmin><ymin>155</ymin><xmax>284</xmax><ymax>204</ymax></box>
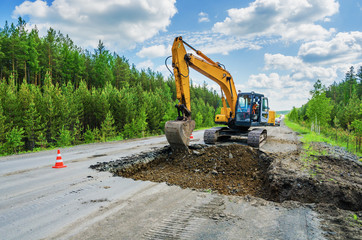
<box><xmin>284</xmin><ymin>116</ymin><xmax>362</xmax><ymax>177</ymax></box>
<box><xmin>284</xmin><ymin>116</ymin><xmax>362</xmax><ymax>158</ymax></box>
<box><xmin>349</xmin><ymin>214</ymin><xmax>362</xmax><ymax>227</ymax></box>
<box><xmin>284</xmin><ymin>117</ymin><xmax>326</xmax><ymax>147</ymax></box>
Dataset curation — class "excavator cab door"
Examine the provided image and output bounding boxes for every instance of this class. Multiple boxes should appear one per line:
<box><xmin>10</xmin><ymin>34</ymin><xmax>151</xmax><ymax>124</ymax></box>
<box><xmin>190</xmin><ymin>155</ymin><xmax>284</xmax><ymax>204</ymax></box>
<box><xmin>260</xmin><ymin>97</ymin><xmax>269</xmax><ymax>123</ymax></box>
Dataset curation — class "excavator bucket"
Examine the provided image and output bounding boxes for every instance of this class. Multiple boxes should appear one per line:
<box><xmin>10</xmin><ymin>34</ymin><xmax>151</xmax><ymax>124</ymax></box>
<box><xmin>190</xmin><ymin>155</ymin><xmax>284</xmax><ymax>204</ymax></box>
<box><xmin>165</xmin><ymin>120</ymin><xmax>195</xmax><ymax>152</ymax></box>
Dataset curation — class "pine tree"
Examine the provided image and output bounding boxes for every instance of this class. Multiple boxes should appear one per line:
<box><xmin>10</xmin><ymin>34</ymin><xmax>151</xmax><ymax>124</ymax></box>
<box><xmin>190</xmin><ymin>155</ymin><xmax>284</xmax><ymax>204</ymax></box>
<box><xmin>16</xmin><ymin>17</ymin><xmax>29</xmax><ymax>83</ymax></box>
<box><xmin>91</xmin><ymin>40</ymin><xmax>114</xmax><ymax>88</ymax></box>
<box><xmin>0</xmin><ymin>42</ymin><xmax>5</xmax><ymax>78</ymax></box>
<box><xmin>351</xmin><ymin>102</ymin><xmax>362</xmax><ymax>152</ymax></box>
<box><xmin>344</xmin><ymin>90</ymin><xmax>361</xmax><ymax>126</ymax></box>
<box><xmin>5</xmin><ymin>127</ymin><xmax>25</xmax><ymax>154</ymax></box>
<box><xmin>195</xmin><ymin>112</ymin><xmax>203</xmax><ymax>128</ymax></box>
<box><xmin>84</xmin><ymin>126</ymin><xmax>95</xmax><ymax>143</ymax></box>
<box><xmin>137</xmin><ymin>108</ymin><xmax>148</xmax><ymax>138</ymax></box>
<box><xmin>36</xmin><ymin>132</ymin><xmax>47</xmax><ymax>149</ymax></box>
<box><xmin>306</xmin><ymin>91</ymin><xmax>333</xmax><ymax>130</ymax></box>
<box><xmin>23</xmin><ymin>99</ymin><xmax>44</xmax><ymax>150</ymax></box>
<box><xmin>9</xmin><ymin>23</ymin><xmax>19</xmax><ymax>78</ymax></box>
<box><xmin>41</xmin><ymin>73</ymin><xmax>57</xmax><ymax>144</ymax></box>
<box><xmin>101</xmin><ymin>111</ymin><xmax>116</xmax><ymax>141</ymax></box>
<box><xmin>57</xmin><ymin>126</ymin><xmax>73</xmax><ymax>147</ymax></box>
<box><xmin>72</xmin><ymin>117</ymin><xmax>83</xmax><ymax>144</ymax></box>
<box><xmin>43</xmin><ymin>28</ymin><xmax>57</xmax><ymax>78</ymax></box>
<box><xmin>357</xmin><ymin>66</ymin><xmax>362</xmax><ymax>99</ymax></box>
<box><xmin>1</xmin><ymin>75</ymin><xmax>18</xmax><ymax>129</ymax></box>
<box><xmin>0</xmin><ymin>104</ymin><xmax>6</xmax><ymax>153</ymax></box>
<box><xmin>112</xmin><ymin>55</ymin><xmax>130</xmax><ymax>88</ymax></box>
<box><xmin>91</xmin><ymin>88</ymin><xmax>109</xmax><ymax>129</ymax></box>
<box><xmin>27</xmin><ymin>28</ymin><xmax>40</xmax><ymax>85</ymax></box>
<box><xmin>289</xmin><ymin>107</ymin><xmax>299</xmax><ymax>122</ymax></box>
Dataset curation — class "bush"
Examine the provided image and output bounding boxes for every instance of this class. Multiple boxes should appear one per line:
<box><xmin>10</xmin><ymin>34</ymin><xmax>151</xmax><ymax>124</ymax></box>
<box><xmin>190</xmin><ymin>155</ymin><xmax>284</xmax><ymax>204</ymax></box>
<box><xmin>57</xmin><ymin>126</ymin><xmax>73</xmax><ymax>147</ymax></box>
<box><xmin>5</xmin><ymin>127</ymin><xmax>25</xmax><ymax>154</ymax></box>
<box><xmin>84</xmin><ymin>126</ymin><xmax>95</xmax><ymax>144</ymax></box>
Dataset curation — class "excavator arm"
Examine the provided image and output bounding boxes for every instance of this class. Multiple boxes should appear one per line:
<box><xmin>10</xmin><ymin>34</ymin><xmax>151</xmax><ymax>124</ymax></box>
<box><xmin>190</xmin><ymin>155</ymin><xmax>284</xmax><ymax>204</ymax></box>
<box><xmin>165</xmin><ymin>36</ymin><xmax>238</xmax><ymax>151</ymax></box>
<box><xmin>171</xmin><ymin>36</ymin><xmax>237</xmax><ymax>121</ymax></box>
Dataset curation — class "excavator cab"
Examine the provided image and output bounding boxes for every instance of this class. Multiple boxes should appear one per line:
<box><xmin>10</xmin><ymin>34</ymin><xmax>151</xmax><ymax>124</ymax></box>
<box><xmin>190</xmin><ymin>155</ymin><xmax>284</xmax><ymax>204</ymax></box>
<box><xmin>235</xmin><ymin>92</ymin><xmax>269</xmax><ymax>127</ymax></box>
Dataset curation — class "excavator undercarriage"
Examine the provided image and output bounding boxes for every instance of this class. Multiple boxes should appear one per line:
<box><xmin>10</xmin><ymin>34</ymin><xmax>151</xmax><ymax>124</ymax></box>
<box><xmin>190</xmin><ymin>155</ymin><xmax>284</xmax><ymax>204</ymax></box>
<box><xmin>204</xmin><ymin>127</ymin><xmax>267</xmax><ymax>148</ymax></box>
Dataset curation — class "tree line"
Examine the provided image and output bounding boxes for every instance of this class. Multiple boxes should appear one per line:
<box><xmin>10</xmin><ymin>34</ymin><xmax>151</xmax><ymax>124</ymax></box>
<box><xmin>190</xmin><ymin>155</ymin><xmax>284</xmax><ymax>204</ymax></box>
<box><xmin>0</xmin><ymin>19</ymin><xmax>221</xmax><ymax>155</ymax></box>
<box><xmin>288</xmin><ymin>66</ymin><xmax>362</xmax><ymax>152</ymax></box>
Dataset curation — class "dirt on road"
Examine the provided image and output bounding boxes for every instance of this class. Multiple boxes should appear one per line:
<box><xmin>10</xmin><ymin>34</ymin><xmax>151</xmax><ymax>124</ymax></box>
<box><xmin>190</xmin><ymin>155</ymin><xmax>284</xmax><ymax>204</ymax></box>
<box><xmin>91</xmin><ymin>126</ymin><xmax>362</xmax><ymax>240</ymax></box>
<box><xmin>117</xmin><ymin>144</ymin><xmax>269</xmax><ymax>197</ymax></box>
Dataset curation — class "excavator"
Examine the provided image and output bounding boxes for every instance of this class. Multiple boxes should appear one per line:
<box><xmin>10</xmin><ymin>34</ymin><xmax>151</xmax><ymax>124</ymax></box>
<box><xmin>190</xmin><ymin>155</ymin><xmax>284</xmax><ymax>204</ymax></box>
<box><xmin>165</xmin><ymin>36</ymin><xmax>275</xmax><ymax>151</ymax></box>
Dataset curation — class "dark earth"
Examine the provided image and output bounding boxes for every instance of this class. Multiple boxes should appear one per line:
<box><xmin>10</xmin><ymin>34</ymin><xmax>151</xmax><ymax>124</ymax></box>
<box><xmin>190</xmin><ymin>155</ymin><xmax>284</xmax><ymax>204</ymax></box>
<box><xmin>91</xmin><ymin>142</ymin><xmax>362</xmax><ymax>240</ymax></box>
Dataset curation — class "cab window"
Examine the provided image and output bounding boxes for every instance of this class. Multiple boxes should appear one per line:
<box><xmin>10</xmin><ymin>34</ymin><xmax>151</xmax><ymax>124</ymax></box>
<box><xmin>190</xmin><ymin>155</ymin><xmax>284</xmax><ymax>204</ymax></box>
<box><xmin>262</xmin><ymin>98</ymin><xmax>269</xmax><ymax>112</ymax></box>
<box><xmin>237</xmin><ymin>95</ymin><xmax>250</xmax><ymax>112</ymax></box>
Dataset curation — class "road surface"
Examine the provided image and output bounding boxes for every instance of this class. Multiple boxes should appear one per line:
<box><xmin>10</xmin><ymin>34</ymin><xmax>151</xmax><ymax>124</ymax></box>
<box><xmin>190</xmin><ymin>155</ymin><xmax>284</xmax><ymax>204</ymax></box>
<box><xmin>0</xmin><ymin>127</ymin><xmax>326</xmax><ymax>240</ymax></box>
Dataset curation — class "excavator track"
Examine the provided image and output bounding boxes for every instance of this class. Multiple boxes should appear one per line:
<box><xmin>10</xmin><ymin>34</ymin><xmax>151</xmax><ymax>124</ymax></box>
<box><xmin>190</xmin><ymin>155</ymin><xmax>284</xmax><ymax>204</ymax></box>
<box><xmin>204</xmin><ymin>127</ymin><xmax>224</xmax><ymax>144</ymax></box>
<box><xmin>204</xmin><ymin>127</ymin><xmax>267</xmax><ymax>148</ymax></box>
<box><xmin>247</xmin><ymin>128</ymin><xmax>267</xmax><ymax>148</ymax></box>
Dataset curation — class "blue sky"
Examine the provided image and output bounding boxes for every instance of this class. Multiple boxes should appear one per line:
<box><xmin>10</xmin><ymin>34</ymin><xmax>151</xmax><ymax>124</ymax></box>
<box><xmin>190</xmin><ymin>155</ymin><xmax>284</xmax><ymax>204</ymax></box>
<box><xmin>1</xmin><ymin>0</ymin><xmax>362</xmax><ymax>110</ymax></box>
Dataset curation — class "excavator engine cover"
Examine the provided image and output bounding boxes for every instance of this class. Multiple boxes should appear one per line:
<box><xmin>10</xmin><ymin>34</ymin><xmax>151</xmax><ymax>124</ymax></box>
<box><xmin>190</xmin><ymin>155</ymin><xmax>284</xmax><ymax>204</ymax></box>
<box><xmin>165</xmin><ymin>120</ymin><xmax>195</xmax><ymax>151</ymax></box>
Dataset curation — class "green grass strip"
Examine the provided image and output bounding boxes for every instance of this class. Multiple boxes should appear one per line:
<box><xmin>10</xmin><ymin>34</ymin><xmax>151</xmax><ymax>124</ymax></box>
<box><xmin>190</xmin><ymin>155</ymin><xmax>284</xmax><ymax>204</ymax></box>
<box><xmin>284</xmin><ymin>117</ymin><xmax>362</xmax><ymax>158</ymax></box>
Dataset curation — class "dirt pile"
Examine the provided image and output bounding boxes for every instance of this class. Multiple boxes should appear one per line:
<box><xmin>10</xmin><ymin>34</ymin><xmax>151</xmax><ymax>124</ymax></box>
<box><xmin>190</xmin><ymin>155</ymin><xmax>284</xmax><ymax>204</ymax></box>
<box><xmin>116</xmin><ymin>144</ymin><xmax>269</xmax><ymax>197</ymax></box>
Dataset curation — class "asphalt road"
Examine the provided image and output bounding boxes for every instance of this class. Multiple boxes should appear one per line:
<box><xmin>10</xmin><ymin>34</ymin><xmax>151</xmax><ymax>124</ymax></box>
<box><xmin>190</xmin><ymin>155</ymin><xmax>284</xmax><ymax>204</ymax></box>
<box><xmin>0</xmin><ymin>133</ymin><xmax>194</xmax><ymax>240</ymax></box>
<box><xmin>0</xmin><ymin>127</ymin><xmax>326</xmax><ymax>240</ymax></box>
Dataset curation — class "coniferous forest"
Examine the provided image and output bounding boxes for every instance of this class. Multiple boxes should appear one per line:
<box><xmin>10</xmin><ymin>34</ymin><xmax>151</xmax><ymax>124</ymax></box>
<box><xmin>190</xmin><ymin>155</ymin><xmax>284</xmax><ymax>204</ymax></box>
<box><xmin>0</xmin><ymin>18</ymin><xmax>220</xmax><ymax>155</ymax></box>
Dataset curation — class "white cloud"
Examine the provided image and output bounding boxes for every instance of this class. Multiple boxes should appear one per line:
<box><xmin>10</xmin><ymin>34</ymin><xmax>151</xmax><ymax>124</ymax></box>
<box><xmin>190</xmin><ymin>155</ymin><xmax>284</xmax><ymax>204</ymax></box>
<box><xmin>198</xmin><ymin>12</ymin><xmax>210</xmax><ymax>23</ymax></box>
<box><xmin>212</xmin><ymin>0</ymin><xmax>339</xmax><ymax>41</ymax></box>
<box><xmin>13</xmin><ymin>0</ymin><xmax>49</xmax><ymax>18</ymax></box>
<box><xmin>13</xmin><ymin>0</ymin><xmax>177</xmax><ymax>50</ymax></box>
<box><xmin>281</xmin><ymin>24</ymin><xmax>335</xmax><ymax>42</ymax></box>
<box><xmin>298</xmin><ymin>31</ymin><xmax>362</xmax><ymax>65</ymax></box>
<box><xmin>263</xmin><ymin>53</ymin><xmax>338</xmax><ymax>83</ymax></box>
<box><xmin>248</xmin><ymin>73</ymin><xmax>283</xmax><ymax>89</ymax></box>
<box><xmin>264</xmin><ymin>53</ymin><xmax>303</xmax><ymax>71</ymax></box>
<box><xmin>137</xmin><ymin>60</ymin><xmax>154</xmax><ymax>70</ymax></box>
<box><xmin>137</xmin><ymin>44</ymin><xmax>171</xmax><ymax>58</ymax></box>
<box><xmin>248</xmin><ymin>45</ymin><xmax>362</xmax><ymax>110</ymax></box>
<box><xmin>245</xmin><ymin>73</ymin><xmax>313</xmax><ymax>110</ymax></box>
<box><xmin>201</xmin><ymin>36</ymin><xmax>262</xmax><ymax>55</ymax></box>
<box><xmin>155</xmin><ymin>32</ymin><xmax>262</xmax><ymax>56</ymax></box>
<box><xmin>155</xmin><ymin>64</ymin><xmax>173</xmax><ymax>79</ymax></box>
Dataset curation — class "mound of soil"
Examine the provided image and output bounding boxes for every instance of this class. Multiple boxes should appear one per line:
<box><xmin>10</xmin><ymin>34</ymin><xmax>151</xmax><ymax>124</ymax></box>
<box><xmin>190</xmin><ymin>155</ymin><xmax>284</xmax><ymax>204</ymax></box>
<box><xmin>117</xmin><ymin>144</ymin><xmax>270</xmax><ymax>197</ymax></box>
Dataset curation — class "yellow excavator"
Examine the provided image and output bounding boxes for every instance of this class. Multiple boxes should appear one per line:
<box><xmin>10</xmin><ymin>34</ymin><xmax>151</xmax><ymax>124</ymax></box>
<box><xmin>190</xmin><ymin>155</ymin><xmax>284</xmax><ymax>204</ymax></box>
<box><xmin>165</xmin><ymin>36</ymin><xmax>275</xmax><ymax>151</ymax></box>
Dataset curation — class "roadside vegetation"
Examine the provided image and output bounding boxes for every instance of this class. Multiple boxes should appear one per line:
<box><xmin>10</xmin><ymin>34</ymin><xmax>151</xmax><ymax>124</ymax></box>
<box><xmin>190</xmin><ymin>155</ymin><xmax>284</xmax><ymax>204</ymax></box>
<box><xmin>286</xmin><ymin>67</ymin><xmax>362</xmax><ymax>157</ymax></box>
<box><xmin>0</xmin><ymin>19</ymin><xmax>221</xmax><ymax>156</ymax></box>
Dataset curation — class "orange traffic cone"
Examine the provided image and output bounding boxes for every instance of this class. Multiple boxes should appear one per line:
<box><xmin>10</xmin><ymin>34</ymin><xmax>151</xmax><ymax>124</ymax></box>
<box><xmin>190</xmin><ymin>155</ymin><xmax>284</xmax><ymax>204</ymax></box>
<box><xmin>190</xmin><ymin>133</ymin><xmax>194</xmax><ymax>139</ymax></box>
<box><xmin>52</xmin><ymin>149</ymin><xmax>67</xmax><ymax>168</ymax></box>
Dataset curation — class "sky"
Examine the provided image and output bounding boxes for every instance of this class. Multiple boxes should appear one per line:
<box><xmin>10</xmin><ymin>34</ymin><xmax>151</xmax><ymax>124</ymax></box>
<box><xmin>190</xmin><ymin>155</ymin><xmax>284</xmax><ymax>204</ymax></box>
<box><xmin>1</xmin><ymin>0</ymin><xmax>362</xmax><ymax>111</ymax></box>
